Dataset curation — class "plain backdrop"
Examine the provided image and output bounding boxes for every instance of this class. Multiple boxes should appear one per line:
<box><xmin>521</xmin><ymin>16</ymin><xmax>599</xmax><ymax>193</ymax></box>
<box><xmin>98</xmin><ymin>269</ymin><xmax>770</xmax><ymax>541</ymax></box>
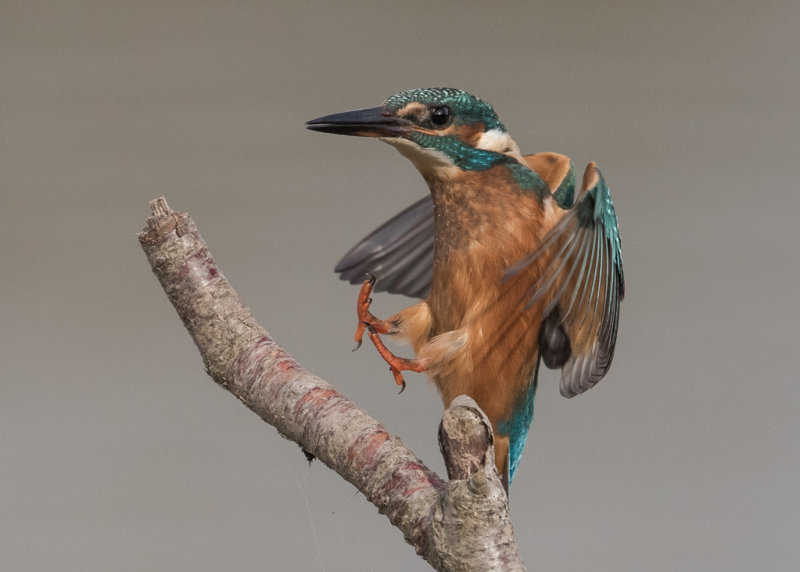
<box><xmin>2</xmin><ymin>2</ymin><xmax>798</xmax><ymax>570</ymax></box>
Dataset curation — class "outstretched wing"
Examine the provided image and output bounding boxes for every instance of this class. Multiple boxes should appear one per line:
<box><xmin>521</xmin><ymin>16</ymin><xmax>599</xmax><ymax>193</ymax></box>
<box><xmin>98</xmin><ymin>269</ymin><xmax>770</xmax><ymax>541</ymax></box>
<box><xmin>506</xmin><ymin>162</ymin><xmax>624</xmax><ymax>398</ymax></box>
<box><xmin>334</xmin><ymin>195</ymin><xmax>434</xmax><ymax>298</ymax></box>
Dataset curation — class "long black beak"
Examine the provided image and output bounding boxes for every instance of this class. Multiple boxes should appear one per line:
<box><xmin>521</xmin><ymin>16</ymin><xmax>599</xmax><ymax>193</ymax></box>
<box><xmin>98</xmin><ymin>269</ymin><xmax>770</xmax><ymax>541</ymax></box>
<box><xmin>305</xmin><ymin>106</ymin><xmax>413</xmax><ymax>138</ymax></box>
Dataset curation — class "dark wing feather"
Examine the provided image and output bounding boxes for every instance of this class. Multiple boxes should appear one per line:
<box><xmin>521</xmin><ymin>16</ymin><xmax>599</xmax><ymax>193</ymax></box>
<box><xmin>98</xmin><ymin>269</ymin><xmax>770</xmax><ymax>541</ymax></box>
<box><xmin>505</xmin><ymin>162</ymin><xmax>624</xmax><ymax>397</ymax></box>
<box><xmin>334</xmin><ymin>195</ymin><xmax>434</xmax><ymax>298</ymax></box>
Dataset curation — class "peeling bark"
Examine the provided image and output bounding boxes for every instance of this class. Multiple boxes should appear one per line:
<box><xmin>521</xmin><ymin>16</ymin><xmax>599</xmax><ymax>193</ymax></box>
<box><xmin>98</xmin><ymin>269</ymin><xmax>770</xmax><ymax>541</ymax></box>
<box><xmin>138</xmin><ymin>197</ymin><xmax>524</xmax><ymax>571</ymax></box>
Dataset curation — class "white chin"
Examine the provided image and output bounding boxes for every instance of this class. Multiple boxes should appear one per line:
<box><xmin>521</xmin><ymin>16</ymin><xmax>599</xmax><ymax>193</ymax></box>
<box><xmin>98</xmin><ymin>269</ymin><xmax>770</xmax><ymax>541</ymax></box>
<box><xmin>380</xmin><ymin>137</ymin><xmax>456</xmax><ymax>176</ymax></box>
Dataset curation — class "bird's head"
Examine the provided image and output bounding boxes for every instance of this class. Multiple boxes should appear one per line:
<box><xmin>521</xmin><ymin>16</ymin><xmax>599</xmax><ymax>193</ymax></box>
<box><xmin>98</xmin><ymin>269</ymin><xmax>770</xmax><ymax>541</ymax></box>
<box><xmin>306</xmin><ymin>88</ymin><xmax>524</xmax><ymax>176</ymax></box>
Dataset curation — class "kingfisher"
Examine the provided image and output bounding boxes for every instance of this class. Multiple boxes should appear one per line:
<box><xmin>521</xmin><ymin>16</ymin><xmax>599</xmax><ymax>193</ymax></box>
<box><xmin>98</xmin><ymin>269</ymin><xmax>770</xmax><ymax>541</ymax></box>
<box><xmin>306</xmin><ymin>88</ymin><xmax>624</xmax><ymax>491</ymax></box>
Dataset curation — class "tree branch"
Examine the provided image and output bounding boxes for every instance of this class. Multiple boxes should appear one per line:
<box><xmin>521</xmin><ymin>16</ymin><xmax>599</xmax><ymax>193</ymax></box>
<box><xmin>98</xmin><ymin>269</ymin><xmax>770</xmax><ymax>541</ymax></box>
<box><xmin>138</xmin><ymin>197</ymin><xmax>524</xmax><ymax>571</ymax></box>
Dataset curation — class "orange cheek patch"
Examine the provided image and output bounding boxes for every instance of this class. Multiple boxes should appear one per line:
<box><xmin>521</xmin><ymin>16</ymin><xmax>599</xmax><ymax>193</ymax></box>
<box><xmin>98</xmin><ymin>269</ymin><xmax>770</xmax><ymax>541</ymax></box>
<box><xmin>451</xmin><ymin>122</ymin><xmax>484</xmax><ymax>146</ymax></box>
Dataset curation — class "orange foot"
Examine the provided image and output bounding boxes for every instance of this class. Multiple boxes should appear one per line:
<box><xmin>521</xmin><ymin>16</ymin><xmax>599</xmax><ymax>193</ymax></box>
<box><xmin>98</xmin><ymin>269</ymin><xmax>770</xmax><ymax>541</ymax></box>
<box><xmin>366</xmin><ymin>327</ymin><xmax>426</xmax><ymax>393</ymax></box>
<box><xmin>353</xmin><ymin>274</ymin><xmax>426</xmax><ymax>393</ymax></box>
<box><xmin>353</xmin><ymin>274</ymin><xmax>396</xmax><ymax>350</ymax></box>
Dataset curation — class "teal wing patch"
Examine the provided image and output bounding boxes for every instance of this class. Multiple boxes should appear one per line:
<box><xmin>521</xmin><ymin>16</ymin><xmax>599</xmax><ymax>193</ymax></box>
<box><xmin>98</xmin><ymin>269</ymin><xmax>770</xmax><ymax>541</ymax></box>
<box><xmin>551</xmin><ymin>159</ymin><xmax>576</xmax><ymax>209</ymax></box>
<box><xmin>505</xmin><ymin>162</ymin><xmax>624</xmax><ymax>397</ymax></box>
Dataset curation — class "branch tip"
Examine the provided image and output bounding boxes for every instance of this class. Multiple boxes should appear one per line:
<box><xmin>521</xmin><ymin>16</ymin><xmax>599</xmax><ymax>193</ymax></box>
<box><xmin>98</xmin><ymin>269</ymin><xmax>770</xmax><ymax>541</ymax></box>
<box><xmin>439</xmin><ymin>395</ymin><xmax>495</xmax><ymax>482</ymax></box>
<box><xmin>150</xmin><ymin>196</ymin><xmax>172</xmax><ymax>217</ymax></box>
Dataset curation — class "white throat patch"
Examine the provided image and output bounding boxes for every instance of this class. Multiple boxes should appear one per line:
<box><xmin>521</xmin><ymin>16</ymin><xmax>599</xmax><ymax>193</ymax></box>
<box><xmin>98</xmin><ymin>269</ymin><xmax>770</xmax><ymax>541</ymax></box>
<box><xmin>380</xmin><ymin>137</ymin><xmax>459</xmax><ymax>177</ymax></box>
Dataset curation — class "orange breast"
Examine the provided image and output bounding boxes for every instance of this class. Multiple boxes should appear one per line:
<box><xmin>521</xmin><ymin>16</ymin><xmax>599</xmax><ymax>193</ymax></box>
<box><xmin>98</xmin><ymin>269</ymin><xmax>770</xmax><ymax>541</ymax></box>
<box><xmin>420</xmin><ymin>165</ymin><xmax>558</xmax><ymax>429</ymax></box>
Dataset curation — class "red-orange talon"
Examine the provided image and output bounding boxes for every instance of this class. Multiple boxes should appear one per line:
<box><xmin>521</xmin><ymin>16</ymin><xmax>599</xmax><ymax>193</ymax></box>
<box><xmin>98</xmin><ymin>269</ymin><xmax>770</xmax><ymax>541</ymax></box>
<box><xmin>350</xmin><ymin>275</ymin><xmax>425</xmax><ymax>392</ymax></box>
<box><xmin>355</xmin><ymin>277</ymin><xmax>393</xmax><ymax>335</ymax></box>
<box><xmin>390</xmin><ymin>366</ymin><xmax>405</xmax><ymax>388</ymax></box>
<box><xmin>354</xmin><ymin>321</ymin><xmax>366</xmax><ymax>350</ymax></box>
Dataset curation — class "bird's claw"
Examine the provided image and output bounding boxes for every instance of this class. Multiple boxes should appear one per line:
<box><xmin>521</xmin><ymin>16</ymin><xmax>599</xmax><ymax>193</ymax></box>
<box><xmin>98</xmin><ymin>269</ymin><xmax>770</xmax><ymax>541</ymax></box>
<box><xmin>352</xmin><ymin>318</ymin><xmax>374</xmax><ymax>351</ymax></box>
<box><xmin>384</xmin><ymin>336</ymin><xmax>407</xmax><ymax>392</ymax></box>
<box><xmin>353</xmin><ymin>279</ymin><xmax>373</xmax><ymax>350</ymax></box>
<box><xmin>392</xmin><ymin>369</ymin><xmax>407</xmax><ymax>394</ymax></box>
<box><xmin>365</xmin><ymin>326</ymin><xmax>425</xmax><ymax>394</ymax></box>
<box><xmin>351</xmin><ymin>275</ymin><xmax>423</xmax><ymax>394</ymax></box>
<box><xmin>354</xmin><ymin>275</ymin><xmax>391</xmax><ymax>348</ymax></box>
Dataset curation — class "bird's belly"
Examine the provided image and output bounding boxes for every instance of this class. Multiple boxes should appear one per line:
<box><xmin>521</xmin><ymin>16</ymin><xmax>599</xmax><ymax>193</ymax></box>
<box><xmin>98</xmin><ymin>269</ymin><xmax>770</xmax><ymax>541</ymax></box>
<box><xmin>420</xmin><ymin>185</ymin><xmax>551</xmax><ymax>427</ymax></box>
<box><xmin>422</xmin><ymin>277</ymin><xmax>543</xmax><ymax>429</ymax></box>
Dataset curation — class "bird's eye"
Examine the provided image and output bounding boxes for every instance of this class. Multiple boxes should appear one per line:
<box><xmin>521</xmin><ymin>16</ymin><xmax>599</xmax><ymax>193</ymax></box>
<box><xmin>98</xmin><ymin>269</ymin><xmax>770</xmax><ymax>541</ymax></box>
<box><xmin>430</xmin><ymin>106</ymin><xmax>451</xmax><ymax>128</ymax></box>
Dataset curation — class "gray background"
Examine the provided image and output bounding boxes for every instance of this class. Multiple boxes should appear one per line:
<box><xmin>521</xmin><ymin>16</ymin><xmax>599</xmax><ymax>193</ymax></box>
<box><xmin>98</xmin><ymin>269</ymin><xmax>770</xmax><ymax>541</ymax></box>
<box><xmin>2</xmin><ymin>1</ymin><xmax>798</xmax><ymax>570</ymax></box>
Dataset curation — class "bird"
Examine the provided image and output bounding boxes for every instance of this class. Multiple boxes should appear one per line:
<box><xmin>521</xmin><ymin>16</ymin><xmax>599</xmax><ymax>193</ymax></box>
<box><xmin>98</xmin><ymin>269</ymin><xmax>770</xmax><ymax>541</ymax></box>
<box><xmin>306</xmin><ymin>88</ymin><xmax>624</xmax><ymax>491</ymax></box>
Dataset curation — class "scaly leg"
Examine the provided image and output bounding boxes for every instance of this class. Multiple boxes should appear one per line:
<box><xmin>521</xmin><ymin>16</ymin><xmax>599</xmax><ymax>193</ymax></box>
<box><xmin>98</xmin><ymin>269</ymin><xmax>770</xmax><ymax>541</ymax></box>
<box><xmin>353</xmin><ymin>274</ymin><xmax>427</xmax><ymax>392</ymax></box>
